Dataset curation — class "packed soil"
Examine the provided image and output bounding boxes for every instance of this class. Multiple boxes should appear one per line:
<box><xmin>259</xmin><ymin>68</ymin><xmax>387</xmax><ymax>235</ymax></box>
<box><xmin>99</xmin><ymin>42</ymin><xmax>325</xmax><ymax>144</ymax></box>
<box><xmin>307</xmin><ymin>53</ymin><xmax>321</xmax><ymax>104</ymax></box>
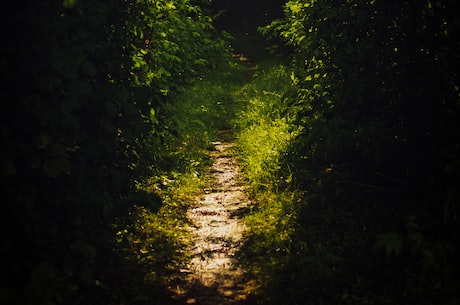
<box><xmin>168</xmin><ymin>130</ymin><xmax>251</xmax><ymax>305</ymax></box>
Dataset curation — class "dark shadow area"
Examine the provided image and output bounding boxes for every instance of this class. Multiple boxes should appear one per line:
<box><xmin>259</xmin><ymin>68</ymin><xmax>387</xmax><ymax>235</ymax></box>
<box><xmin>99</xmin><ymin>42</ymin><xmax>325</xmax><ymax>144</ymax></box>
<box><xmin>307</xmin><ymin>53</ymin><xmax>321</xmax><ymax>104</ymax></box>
<box><xmin>230</xmin><ymin>206</ymin><xmax>251</xmax><ymax>218</ymax></box>
<box><xmin>210</xmin><ymin>0</ymin><xmax>285</xmax><ymax>34</ymax></box>
<box><xmin>167</xmin><ymin>276</ymin><xmax>254</xmax><ymax>305</ymax></box>
<box><xmin>209</xmin><ymin>0</ymin><xmax>287</xmax><ymax>61</ymax></box>
<box><xmin>126</xmin><ymin>188</ymin><xmax>163</xmax><ymax>213</ymax></box>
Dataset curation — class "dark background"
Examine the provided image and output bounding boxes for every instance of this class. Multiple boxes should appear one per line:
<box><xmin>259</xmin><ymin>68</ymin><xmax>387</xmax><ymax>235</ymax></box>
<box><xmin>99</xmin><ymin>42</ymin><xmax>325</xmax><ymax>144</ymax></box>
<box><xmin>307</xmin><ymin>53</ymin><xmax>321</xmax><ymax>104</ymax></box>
<box><xmin>210</xmin><ymin>0</ymin><xmax>286</xmax><ymax>34</ymax></box>
<box><xmin>208</xmin><ymin>0</ymin><xmax>287</xmax><ymax>58</ymax></box>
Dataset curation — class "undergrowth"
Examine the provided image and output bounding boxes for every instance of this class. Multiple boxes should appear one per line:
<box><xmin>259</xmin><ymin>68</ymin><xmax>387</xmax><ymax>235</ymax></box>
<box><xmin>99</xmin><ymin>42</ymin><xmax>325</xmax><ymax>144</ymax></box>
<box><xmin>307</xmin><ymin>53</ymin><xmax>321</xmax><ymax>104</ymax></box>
<box><xmin>232</xmin><ymin>62</ymin><xmax>302</xmax><ymax>301</ymax></box>
<box><xmin>161</xmin><ymin>58</ymin><xmax>247</xmax><ymax>173</ymax></box>
<box><xmin>105</xmin><ymin>53</ymin><xmax>247</xmax><ymax>304</ymax></box>
<box><xmin>234</xmin><ymin>64</ymin><xmax>299</xmax><ymax>189</ymax></box>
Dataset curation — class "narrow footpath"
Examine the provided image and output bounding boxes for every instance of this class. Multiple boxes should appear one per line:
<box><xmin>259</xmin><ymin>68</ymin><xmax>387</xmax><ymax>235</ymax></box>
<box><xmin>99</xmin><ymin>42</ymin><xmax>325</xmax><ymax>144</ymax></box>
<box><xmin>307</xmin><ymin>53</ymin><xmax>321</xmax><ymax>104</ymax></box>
<box><xmin>169</xmin><ymin>130</ymin><xmax>251</xmax><ymax>305</ymax></box>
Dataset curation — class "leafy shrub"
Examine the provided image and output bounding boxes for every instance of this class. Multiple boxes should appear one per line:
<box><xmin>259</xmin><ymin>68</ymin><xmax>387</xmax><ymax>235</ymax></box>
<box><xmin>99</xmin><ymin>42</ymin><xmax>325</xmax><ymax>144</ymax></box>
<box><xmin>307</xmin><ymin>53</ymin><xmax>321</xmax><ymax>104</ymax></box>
<box><xmin>233</xmin><ymin>63</ymin><xmax>302</xmax><ymax>302</ymax></box>
<box><xmin>254</xmin><ymin>0</ymin><xmax>460</xmax><ymax>304</ymax></box>
<box><xmin>0</xmin><ymin>1</ymin><xmax>234</xmax><ymax>304</ymax></box>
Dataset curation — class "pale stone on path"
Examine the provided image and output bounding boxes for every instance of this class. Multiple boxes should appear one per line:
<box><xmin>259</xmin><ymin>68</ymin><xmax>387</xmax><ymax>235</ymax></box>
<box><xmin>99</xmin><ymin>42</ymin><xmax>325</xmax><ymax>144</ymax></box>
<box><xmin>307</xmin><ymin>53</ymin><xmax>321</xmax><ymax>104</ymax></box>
<box><xmin>169</xmin><ymin>134</ymin><xmax>250</xmax><ymax>305</ymax></box>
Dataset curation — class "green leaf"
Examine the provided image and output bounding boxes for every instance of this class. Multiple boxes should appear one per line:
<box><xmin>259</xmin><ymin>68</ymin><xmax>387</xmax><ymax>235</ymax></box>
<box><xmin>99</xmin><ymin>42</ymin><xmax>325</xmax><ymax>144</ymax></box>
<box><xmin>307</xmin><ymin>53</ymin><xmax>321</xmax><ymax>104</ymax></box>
<box><xmin>63</xmin><ymin>0</ymin><xmax>78</xmax><ymax>9</ymax></box>
<box><xmin>373</xmin><ymin>231</ymin><xmax>403</xmax><ymax>257</ymax></box>
<box><xmin>149</xmin><ymin>108</ymin><xmax>158</xmax><ymax>124</ymax></box>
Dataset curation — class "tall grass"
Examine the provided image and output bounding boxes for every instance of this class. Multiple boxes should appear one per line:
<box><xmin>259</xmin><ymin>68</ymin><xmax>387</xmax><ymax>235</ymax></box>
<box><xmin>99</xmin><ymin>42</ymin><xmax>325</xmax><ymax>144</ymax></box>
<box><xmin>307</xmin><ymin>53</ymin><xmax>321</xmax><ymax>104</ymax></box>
<box><xmin>234</xmin><ymin>64</ymin><xmax>299</xmax><ymax>188</ymax></box>
<box><xmin>232</xmin><ymin>63</ymin><xmax>303</xmax><ymax>301</ymax></box>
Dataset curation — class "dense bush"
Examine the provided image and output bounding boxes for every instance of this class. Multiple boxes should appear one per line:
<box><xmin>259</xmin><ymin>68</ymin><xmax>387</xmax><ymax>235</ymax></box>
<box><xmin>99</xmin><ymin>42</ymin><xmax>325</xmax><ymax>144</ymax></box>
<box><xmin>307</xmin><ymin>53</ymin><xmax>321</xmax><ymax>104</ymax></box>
<box><xmin>249</xmin><ymin>0</ymin><xmax>460</xmax><ymax>304</ymax></box>
<box><xmin>0</xmin><ymin>1</ymin><xmax>231</xmax><ymax>304</ymax></box>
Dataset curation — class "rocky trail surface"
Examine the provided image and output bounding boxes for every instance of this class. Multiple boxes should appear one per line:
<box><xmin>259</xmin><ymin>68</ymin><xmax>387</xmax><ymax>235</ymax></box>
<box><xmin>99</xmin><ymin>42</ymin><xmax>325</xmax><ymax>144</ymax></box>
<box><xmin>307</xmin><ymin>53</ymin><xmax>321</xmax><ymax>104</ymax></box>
<box><xmin>169</xmin><ymin>130</ymin><xmax>251</xmax><ymax>305</ymax></box>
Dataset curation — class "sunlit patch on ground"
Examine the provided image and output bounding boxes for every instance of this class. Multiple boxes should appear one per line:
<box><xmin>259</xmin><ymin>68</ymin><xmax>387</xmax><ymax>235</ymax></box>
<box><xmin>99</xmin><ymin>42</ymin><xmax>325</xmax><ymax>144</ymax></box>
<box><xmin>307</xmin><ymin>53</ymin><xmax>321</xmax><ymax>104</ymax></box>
<box><xmin>169</xmin><ymin>131</ymin><xmax>250</xmax><ymax>305</ymax></box>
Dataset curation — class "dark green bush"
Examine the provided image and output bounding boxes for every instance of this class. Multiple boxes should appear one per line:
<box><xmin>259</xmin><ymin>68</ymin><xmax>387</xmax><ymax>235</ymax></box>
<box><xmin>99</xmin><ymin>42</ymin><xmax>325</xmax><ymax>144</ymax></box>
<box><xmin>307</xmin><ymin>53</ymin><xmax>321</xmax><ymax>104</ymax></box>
<box><xmin>256</xmin><ymin>0</ymin><xmax>460</xmax><ymax>304</ymax></box>
<box><xmin>0</xmin><ymin>1</ymin><xmax>231</xmax><ymax>304</ymax></box>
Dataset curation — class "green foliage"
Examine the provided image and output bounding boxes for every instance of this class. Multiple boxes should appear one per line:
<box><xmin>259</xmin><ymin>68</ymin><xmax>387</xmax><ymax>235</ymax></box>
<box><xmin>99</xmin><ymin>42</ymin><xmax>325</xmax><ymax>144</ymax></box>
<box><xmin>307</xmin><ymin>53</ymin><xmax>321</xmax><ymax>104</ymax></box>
<box><xmin>233</xmin><ymin>64</ymin><xmax>300</xmax><ymax>190</ymax></box>
<box><xmin>373</xmin><ymin>231</ymin><xmax>403</xmax><ymax>257</ymax></box>
<box><xmin>245</xmin><ymin>0</ymin><xmax>460</xmax><ymax>304</ymax></box>
<box><xmin>239</xmin><ymin>191</ymin><xmax>299</xmax><ymax>300</ymax></box>
<box><xmin>161</xmin><ymin>60</ymin><xmax>247</xmax><ymax>173</ymax></box>
<box><xmin>2</xmin><ymin>0</ymin><xmax>458</xmax><ymax>304</ymax></box>
<box><xmin>104</xmin><ymin>49</ymin><xmax>246</xmax><ymax>304</ymax></box>
<box><xmin>0</xmin><ymin>0</ymin><xmax>235</xmax><ymax>304</ymax></box>
<box><xmin>232</xmin><ymin>62</ymin><xmax>303</xmax><ymax>301</ymax></box>
<box><xmin>106</xmin><ymin>172</ymin><xmax>201</xmax><ymax>305</ymax></box>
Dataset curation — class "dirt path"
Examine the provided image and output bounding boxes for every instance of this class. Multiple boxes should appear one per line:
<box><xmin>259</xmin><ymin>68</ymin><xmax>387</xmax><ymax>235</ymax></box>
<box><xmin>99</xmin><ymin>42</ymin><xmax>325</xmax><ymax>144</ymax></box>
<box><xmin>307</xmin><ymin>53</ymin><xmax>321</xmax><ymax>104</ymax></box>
<box><xmin>169</xmin><ymin>130</ymin><xmax>250</xmax><ymax>305</ymax></box>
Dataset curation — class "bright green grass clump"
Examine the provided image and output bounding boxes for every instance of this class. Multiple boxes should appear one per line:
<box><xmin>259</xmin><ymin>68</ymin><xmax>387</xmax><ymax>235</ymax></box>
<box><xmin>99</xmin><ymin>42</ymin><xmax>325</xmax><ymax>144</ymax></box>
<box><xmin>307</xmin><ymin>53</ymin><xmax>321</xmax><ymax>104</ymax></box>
<box><xmin>233</xmin><ymin>64</ymin><xmax>299</xmax><ymax>189</ymax></box>
<box><xmin>232</xmin><ymin>63</ymin><xmax>303</xmax><ymax>299</ymax></box>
